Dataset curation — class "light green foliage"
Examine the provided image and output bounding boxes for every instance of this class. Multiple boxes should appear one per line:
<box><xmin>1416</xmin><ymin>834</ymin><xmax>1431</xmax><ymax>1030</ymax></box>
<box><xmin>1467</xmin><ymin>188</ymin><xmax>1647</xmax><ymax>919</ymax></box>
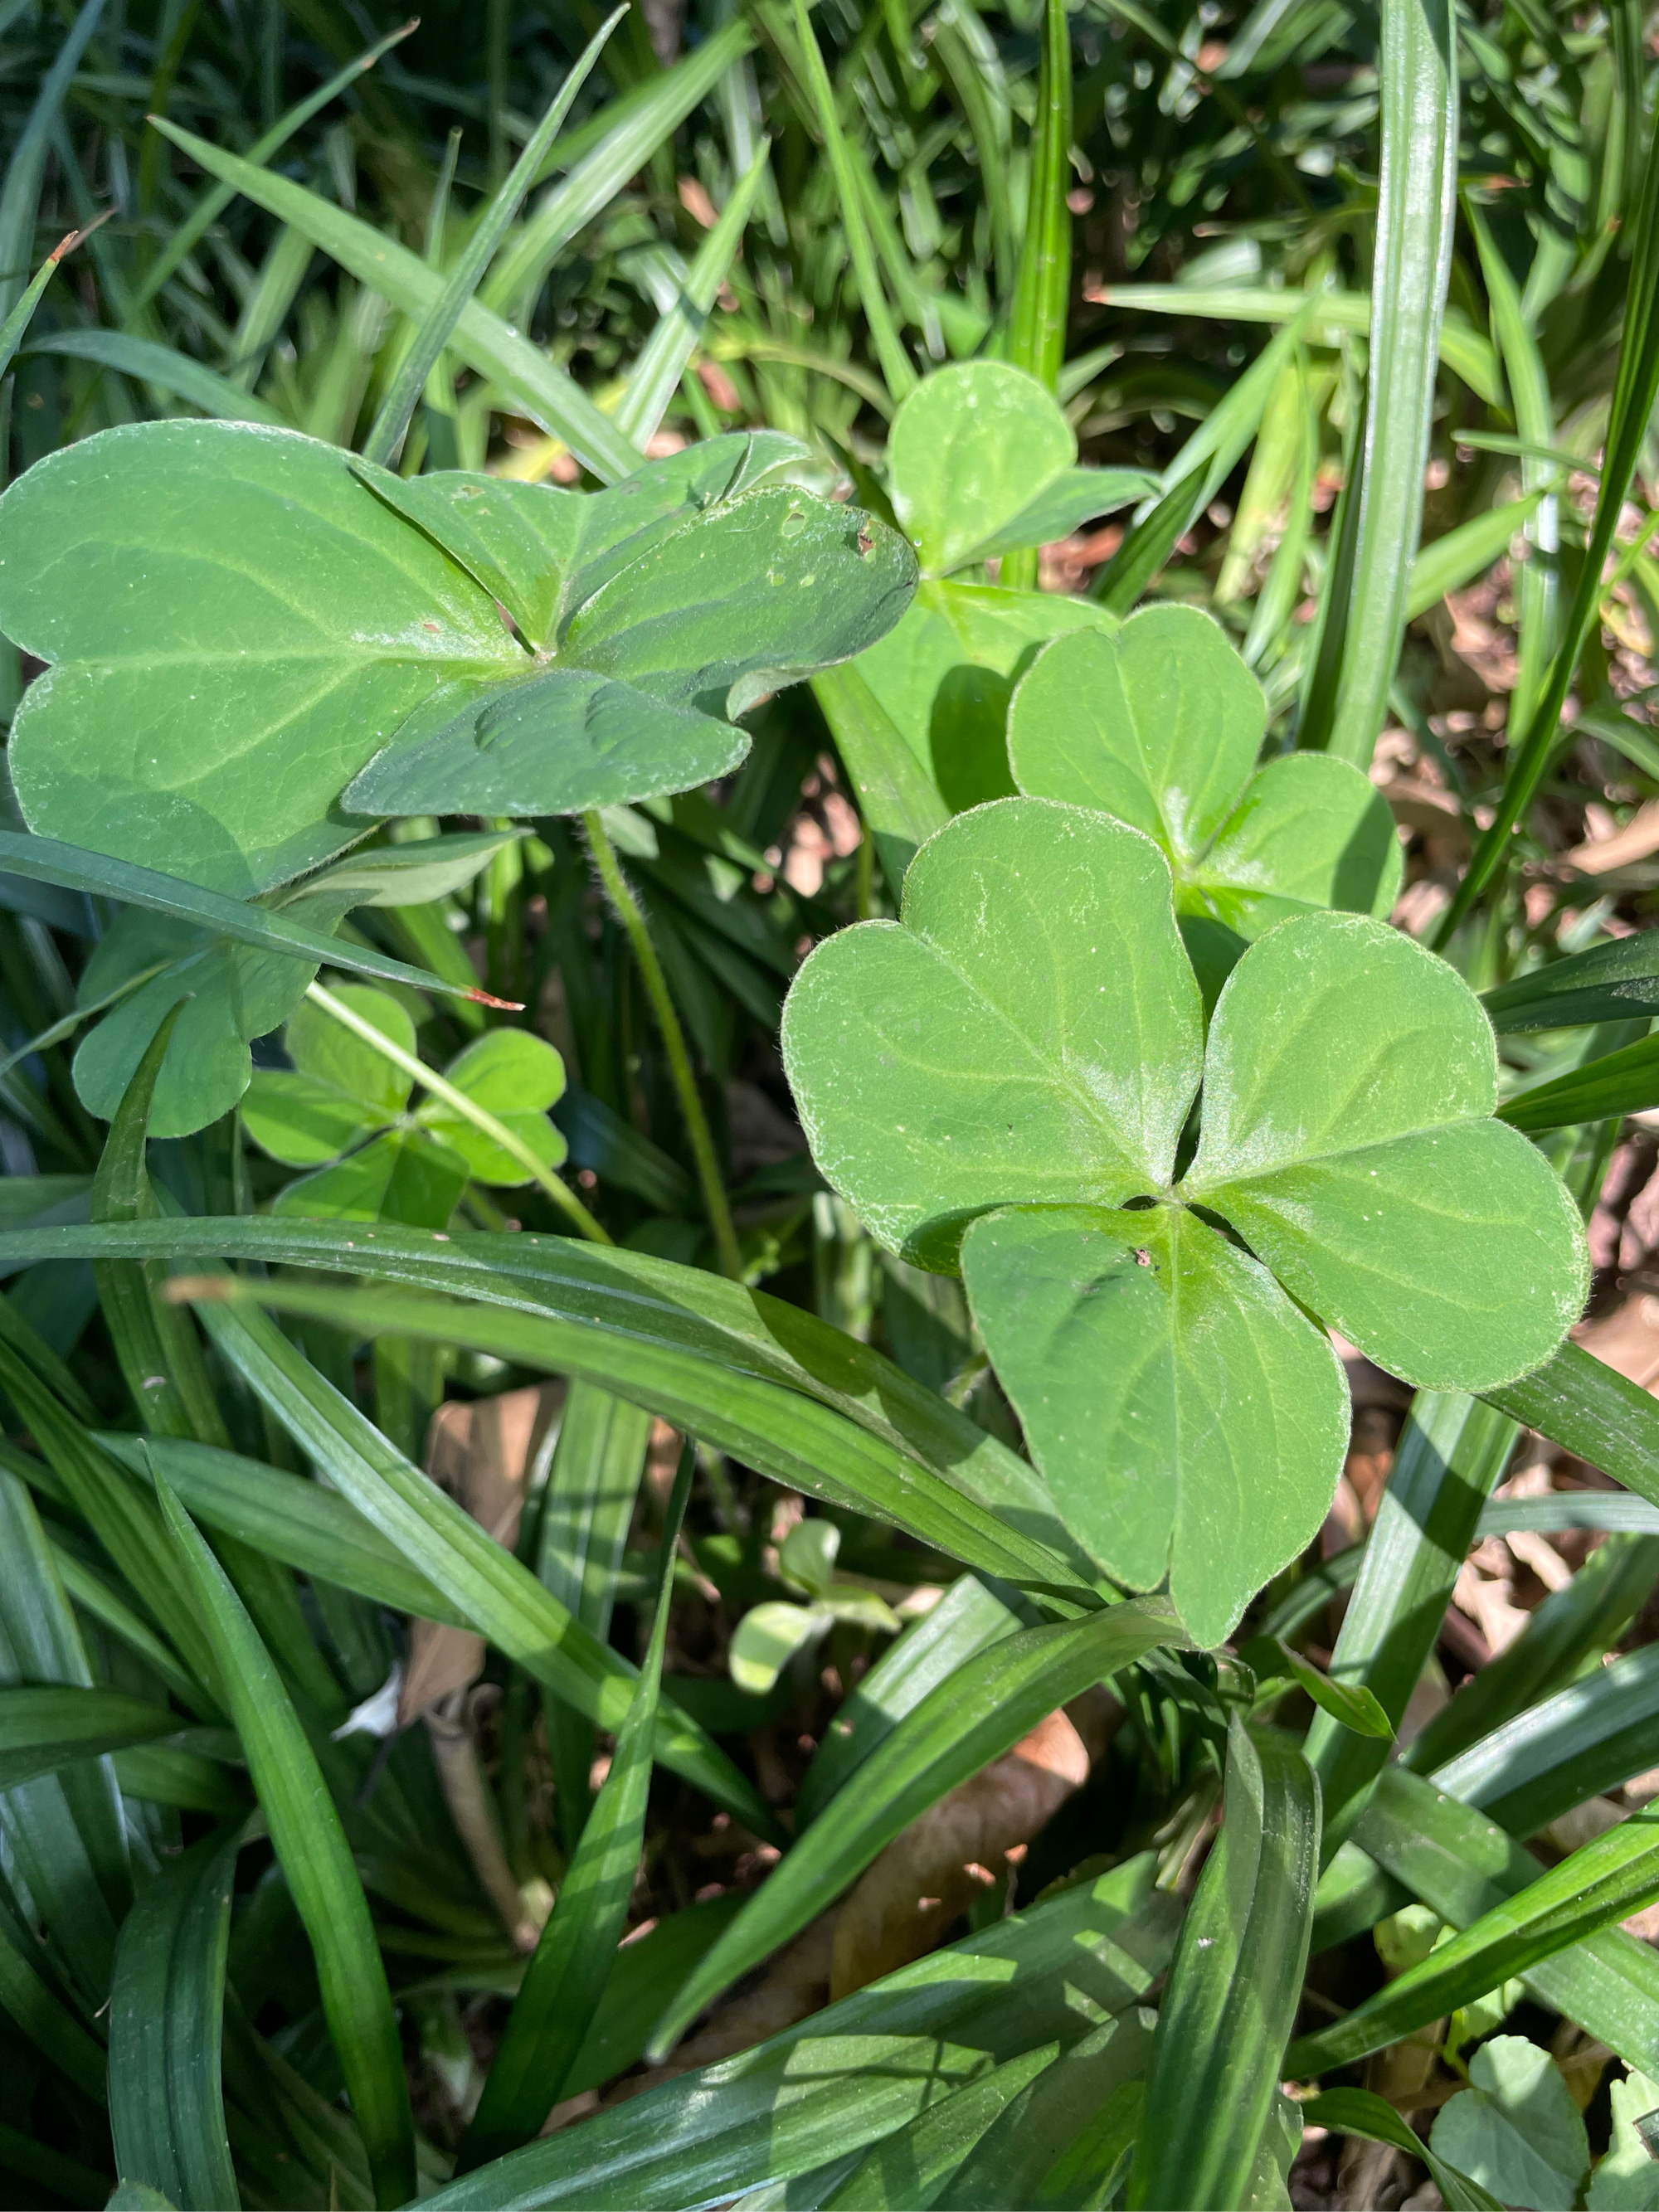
<box><xmin>849</xmin><ymin>361</ymin><xmax>1151</xmax><ymax>813</ymax></box>
<box><xmin>852</xmin><ymin>580</ymin><xmax>1117</xmax><ymax>812</ymax></box>
<box><xmin>1588</xmin><ymin>2069</ymin><xmax>1659</xmax><ymax>2209</ymax></box>
<box><xmin>241</xmin><ymin>985</ymin><xmax>566</xmax><ymax>1228</ymax></box>
<box><xmin>71</xmin><ymin>892</ymin><xmax>348</xmax><ymax>1137</ymax></box>
<box><xmin>887</xmin><ymin>362</ymin><xmax>1155</xmax><ymax>578</ymax></box>
<box><xmin>1186</xmin><ymin>915</ymin><xmax>1589</xmax><ymax>1390</ymax></box>
<box><xmin>784</xmin><ymin>803</ymin><xmax>1588</xmax><ymax>1639</ymax></box>
<box><xmin>0</xmin><ymin>425</ymin><xmax>913</xmax><ymax>894</ymax></box>
<box><xmin>727</xmin><ymin>1518</ymin><xmax>900</xmax><ymax>1694</ymax></box>
<box><xmin>1430</xmin><ymin>2036</ymin><xmax>1590</xmax><ymax>2212</ymax></box>
<box><xmin>963</xmin><ymin>1205</ymin><xmax>1346</xmax><ymax>1648</ymax></box>
<box><xmin>1008</xmin><ymin>606</ymin><xmax>1402</xmax><ymax>945</ymax></box>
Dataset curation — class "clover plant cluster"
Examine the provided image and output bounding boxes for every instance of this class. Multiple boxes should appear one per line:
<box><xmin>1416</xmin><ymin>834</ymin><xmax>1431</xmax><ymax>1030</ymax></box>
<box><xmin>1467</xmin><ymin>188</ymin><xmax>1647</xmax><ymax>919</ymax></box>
<box><xmin>0</xmin><ymin>422</ymin><xmax>912</xmax><ymax>1133</ymax></box>
<box><xmin>782</xmin><ymin>377</ymin><xmax>1593</xmax><ymax>1641</ymax></box>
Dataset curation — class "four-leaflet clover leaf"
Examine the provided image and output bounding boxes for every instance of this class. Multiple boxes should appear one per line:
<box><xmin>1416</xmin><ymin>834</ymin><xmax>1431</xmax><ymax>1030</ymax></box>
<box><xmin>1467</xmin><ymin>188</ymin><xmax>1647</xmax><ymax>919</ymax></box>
<box><xmin>242</xmin><ymin>985</ymin><xmax>567</xmax><ymax>1231</ymax></box>
<box><xmin>781</xmin><ymin>799</ymin><xmax>1588</xmax><ymax>1646</ymax></box>
<box><xmin>1008</xmin><ymin>604</ymin><xmax>1403</xmax><ymax>993</ymax></box>
<box><xmin>0</xmin><ymin>421</ymin><xmax>913</xmax><ymax>897</ymax></box>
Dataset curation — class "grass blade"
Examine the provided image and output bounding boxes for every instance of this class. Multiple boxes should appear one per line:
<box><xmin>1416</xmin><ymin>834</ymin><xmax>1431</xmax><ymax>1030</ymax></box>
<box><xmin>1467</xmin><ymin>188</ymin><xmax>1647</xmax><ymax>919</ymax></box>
<box><xmin>0</xmin><ymin>1215</ymin><xmax>1085</xmax><ymax>1588</ymax></box>
<box><xmin>1499</xmin><ymin>1029</ymin><xmax>1659</xmax><ymax>1130</ymax></box>
<box><xmin>788</xmin><ymin>0</ymin><xmax>916</xmax><ymax>403</ymax></box>
<box><xmin>0</xmin><ymin>1894</ymin><xmax>106</xmax><ymax>2101</ymax></box>
<box><xmin>1426</xmin><ymin>1640</ymin><xmax>1659</xmax><ymax>1838</ymax></box>
<box><xmin>186</xmin><ymin>1291</ymin><xmax>781</xmax><ymax>1835</ymax></box>
<box><xmin>0</xmin><ymin>0</ymin><xmax>109</xmax><ymax>326</ymax></box>
<box><xmin>1438</xmin><ymin>117</ymin><xmax>1659</xmax><ymax>941</ymax></box>
<box><xmin>104</xmin><ymin>1433</ymin><xmax>467</xmax><ymax>1625</ymax></box>
<box><xmin>109</xmin><ymin>1826</ymin><xmax>241</xmax><ymax>2210</ymax></box>
<box><xmin>421</xmin><ymin>1856</ymin><xmax>1180</xmax><ymax>2210</ymax></box>
<box><xmin>145</xmin><ymin>117</ymin><xmax>642</xmax><ymax>484</ymax></box>
<box><xmin>0</xmin><ymin>1345</ymin><xmax>223</xmax><ymax>1704</ymax></box>
<box><xmin>811</xmin><ymin>663</ymin><xmax>950</xmax><ymax>891</ymax></box>
<box><xmin>0</xmin><ymin>1685</ymin><xmax>187</xmax><ymax>1787</ymax></box>
<box><xmin>1293</xmin><ymin>1766</ymin><xmax>1659</xmax><ymax>2077</ymax></box>
<box><xmin>152</xmin><ymin>1463</ymin><xmax>416</xmax><ymax>2209</ymax></box>
<box><xmin>645</xmin><ymin>1595</ymin><xmax>1182</xmax><ymax>2059</ymax></box>
<box><xmin>482</xmin><ymin>20</ymin><xmax>757</xmax><ymax>319</ymax></box>
<box><xmin>613</xmin><ymin>148</ymin><xmax>770</xmax><ymax>448</ymax></box>
<box><xmin>0</xmin><ymin>833</ymin><xmax>512</xmax><ymax>1009</ymax></box>
<box><xmin>1297</xmin><ymin>0</ymin><xmax>1457</xmax><ymax>766</ymax></box>
<box><xmin>0</xmin><ymin>1463</ymin><xmax>129</xmax><ymax>1992</ymax></box>
<box><xmin>1483</xmin><ymin>931</ymin><xmax>1659</xmax><ymax>1032</ymax></box>
<box><xmin>1484</xmin><ymin>1341</ymin><xmax>1659</xmax><ymax>1505</ymax></box>
<box><xmin>533</xmin><ymin>1382</ymin><xmax>652</xmax><ymax>1848</ymax></box>
<box><xmin>22</xmin><ymin>329</ymin><xmax>289</xmax><ymax>425</ymax></box>
<box><xmin>179</xmin><ymin>1269</ymin><xmax>1088</xmax><ymax>1594</ymax></box>
<box><xmin>795</xmin><ymin>1573</ymin><xmax>1019</xmax><ymax>1829</ymax></box>
<box><xmin>1304</xmin><ymin>1393</ymin><xmax>1516</xmax><ymax>1857</ymax></box>
<box><xmin>130</xmin><ymin>20</ymin><xmax>417</xmax><ymax>317</ymax></box>
<box><xmin>460</xmin><ymin>1445</ymin><xmax>693</xmax><ymax>2166</ymax></box>
<box><xmin>361</xmin><ymin>12</ymin><xmax>622</xmax><ymax>467</ymax></box>
<box><xmin>1302</xmin><ymin>2091</ymin><xmax>1501</xmax><ymax>2212</ymax></box>
<box><xmin>93</xmin><ymin>1007</ymin><xmax>229</xmax><ymax>1450</ymax></box>
<box><xmin>1005</xmin><ymin>0</ymin><xmax>1073</xmax><ymax>393</ymax></box>
<box><xmin>0</xmin><ymin>221</ymin><xmax>104</xmax><ymax>382</ymax></box>
<box><xmin>1129</xmin><ymin>1717</ymin><xmax>1320</xmax><ymax>2210</ymax></box>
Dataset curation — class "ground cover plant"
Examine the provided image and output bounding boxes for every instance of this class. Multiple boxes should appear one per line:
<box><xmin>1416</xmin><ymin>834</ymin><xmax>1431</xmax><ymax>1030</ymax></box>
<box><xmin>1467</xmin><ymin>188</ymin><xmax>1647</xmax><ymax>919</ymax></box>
<box><xmin>6</xmin><ymin>0</ymin><xmax>1659</xmax><ymax>2205</ymax></box>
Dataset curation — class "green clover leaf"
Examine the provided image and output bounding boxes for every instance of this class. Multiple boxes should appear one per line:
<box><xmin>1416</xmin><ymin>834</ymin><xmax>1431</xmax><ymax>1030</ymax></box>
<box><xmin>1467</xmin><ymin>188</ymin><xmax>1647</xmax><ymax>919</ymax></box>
<box><xmin>241</xmin><ymin>985</ymin><xmax>567</xmax><ymax>1231</ymax></box>
<box><xmin>0</xmin><ymin>423</ymin><xmax>912</xmax><ymax>896</ymax></box>
<box><xmin>1008</xmin><ymin>605</ymin><xmax>1403</xmax><ymax>960</ymax></box>
<box><xmin>781</xmin><ymin>798</ymin><xmax>1588</xmax><ymax>1645</ymax></box>
<box><xmin>888</xmin><ymin>362</ymin><xmax>1155</xmax><ymax>580</ymax></box>
<box><xmin>839</xmin><ymin>361</ymin><xmax>1155</xmax><ymax>814</ymax></box>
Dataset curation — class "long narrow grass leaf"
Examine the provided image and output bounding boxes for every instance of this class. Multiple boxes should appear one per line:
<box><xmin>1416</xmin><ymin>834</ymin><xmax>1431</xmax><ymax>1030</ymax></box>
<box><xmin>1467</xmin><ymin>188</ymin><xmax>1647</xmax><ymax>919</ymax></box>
<box><xmin>109</xmin><ymin>1826</ymin><xmax>241</xmax><ymax>2211</ymax></box>
<box><xmin>1440</xmin><ymin>117</ymin><xmax>1659</xmax><ymax>939</ymax></box>
<box><xmin>152</xmin><ymin>1466</ymin><xmax>416</xmax><ymax>2209</ymax></box>
<box><xmin>1129</xmin><ymin>1718</ymin><xmax>1320</xmax><ymax>2209</ymax></box>
<box><xmin>461</xmin><ymin>1446</ymin><xmax>693</xmax><ymax>2166</ymax></box>
<box><xmin>0</xmin><ymin>833</ymin><xmax>511</xmax><ymax>1007</ymax></box>
<box><xmin>144</xmin><ymin>117</ymin><xmax>643</xmax><ymax>483</ymax></box>
<box><xmin>362</xmin><ymin>12</ymin><xmax>621</xmax><ymax>466</ymax></box>
<box><xmin>646</xmin><ymin>1595</ymin><xmax>1181</xmax><ymax>2058</ymax></box>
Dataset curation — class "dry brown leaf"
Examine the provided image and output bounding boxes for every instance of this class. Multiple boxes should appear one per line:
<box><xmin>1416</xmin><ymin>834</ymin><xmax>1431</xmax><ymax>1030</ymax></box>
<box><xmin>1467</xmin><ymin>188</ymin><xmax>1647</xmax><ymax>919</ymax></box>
<box><xmin>400</xmin><ymin>1382</ymin><xmax>561</xmax><ymax>1727</ymax></box>
<box><xmin>828</xmin><ymin>1708</ymin><xmax>1091</xmax><ymax>2001</ymax></box>
<box><xmin>1575</xmin><ymin>1296</ymin><xmax>1659</xmax><ymax>1394</ymax></box>
<box><xmin>1563</xmin><ymin>799</ymin><xmax>1659</xmax><ymax>874</ymax></box>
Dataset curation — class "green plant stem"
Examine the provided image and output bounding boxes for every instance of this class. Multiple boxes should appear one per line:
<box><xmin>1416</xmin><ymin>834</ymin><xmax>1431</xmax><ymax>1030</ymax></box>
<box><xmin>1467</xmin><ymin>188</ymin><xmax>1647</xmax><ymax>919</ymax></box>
<box><xmin>581</xmin><ymin>811</ymin><xmax>744</xmax><ymax>1280</ymax></box>
<box><xmin>302</xmin><ymin>982</ymin><xmax>611</xmax><ymax>1246</ymax></box>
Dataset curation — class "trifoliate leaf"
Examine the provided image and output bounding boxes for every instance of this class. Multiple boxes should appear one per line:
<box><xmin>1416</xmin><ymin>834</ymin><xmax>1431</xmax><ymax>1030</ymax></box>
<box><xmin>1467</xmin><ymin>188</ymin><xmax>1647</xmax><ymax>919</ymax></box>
<box><xmin>888</xmin><ymin>362</ymin><xmax>1152</xmax><ymax>577</ymax></box>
